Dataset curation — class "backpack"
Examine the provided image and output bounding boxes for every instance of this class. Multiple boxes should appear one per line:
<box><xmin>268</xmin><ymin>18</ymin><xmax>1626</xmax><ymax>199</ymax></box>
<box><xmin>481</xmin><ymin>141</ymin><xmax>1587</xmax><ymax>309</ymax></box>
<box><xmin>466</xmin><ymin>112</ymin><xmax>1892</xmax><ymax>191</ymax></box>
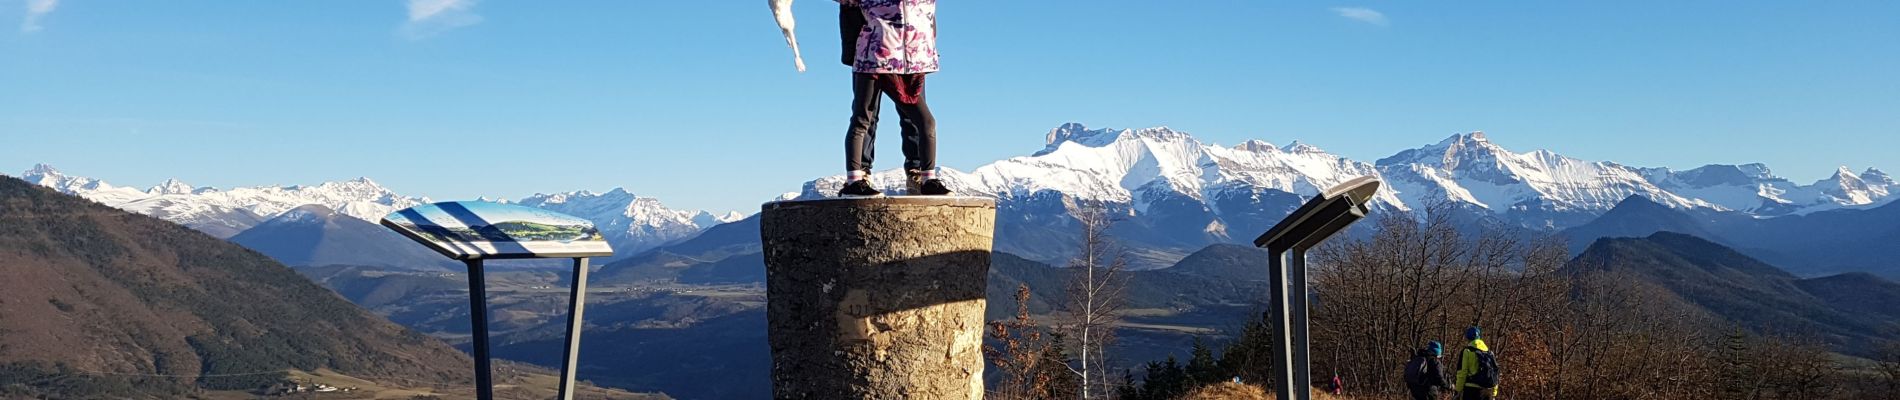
<box><xmin>839</xmin><ymin>5</ymin><xmax>866</xmax><ymax>67</ymax></box>
<box><xmin>1403</xmin><ymin>356</ymin><xmax>1429</xmax><ymax>387</ymax></box>
<box><xmin>1466</xmin><ymin>347</ymin><xmax>1500</xmax><ymax>388</ymax></box>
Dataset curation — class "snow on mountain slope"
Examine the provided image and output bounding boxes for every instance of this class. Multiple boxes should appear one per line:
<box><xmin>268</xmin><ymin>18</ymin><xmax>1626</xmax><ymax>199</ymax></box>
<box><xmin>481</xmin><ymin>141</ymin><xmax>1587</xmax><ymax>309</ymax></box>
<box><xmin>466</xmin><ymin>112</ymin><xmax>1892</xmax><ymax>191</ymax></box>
<box><xmin>802</xmin><ymin>123</ymin><xmax>1399</xmax><ymax>209</ymax></box>
<box><xmin>19</xmin><ymin>164</ymin><xmax>151</xmax><ymax>206</ymax></box>
<box><xmin>1639</xmin><ymin>163</ymin><xmax>1796</xmax><ymax>212</ymax></box>
<box><xmin>14</xmin><ymin>165</ymin><xmax>732</xmax><ymax>255</ymax></box>
<box><xmin>21</xmin><ymin>164</ymin><xmax>430</xmax><ymax>238</ymax></box>
<box><xmin>1375</xmin><ymin>132</ymin><xmax>1719</xmax><ymax>227</ymax></box>
<box><xmin>1813</xmin><ymin>166</ymin><xmax>1894</xmax><ymax>208</ymax></box>
<box><xmin>1640</xmin><ymin>164</ymin><xmax>1894</xmax><ymax>215</ymax></box>
<box><xmin>794</xmin><ymin>123</ymin><xmax>1406</xmax><ymax>266</ymax></box>
<box><xmin>791</xmin><ymin>124</ymin><xmax>1889</xmax><ymax>266</ymax></box>
<box><xmin>516</xmin><ymin>188</ymin><xmax>720</xmax><ymax>254</ymax></box>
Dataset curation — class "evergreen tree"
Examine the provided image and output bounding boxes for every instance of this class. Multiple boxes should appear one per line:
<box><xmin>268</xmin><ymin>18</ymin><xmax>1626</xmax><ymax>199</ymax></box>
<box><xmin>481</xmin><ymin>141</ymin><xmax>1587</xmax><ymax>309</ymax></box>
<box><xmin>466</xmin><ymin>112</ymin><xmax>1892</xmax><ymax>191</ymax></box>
<box><xmin>1115</xmin><ymin>369</ymin><xmax>1143</xmax><ymax>400</ymax></box>
<box><xmin>1041</xmin><ymin>331</ymin><xmax>1082</xmax><ymax>399</ymax></box>
<box><xmin>1135</xmin><ymin>356</ymin><xmax>1190</xmax><ymax>400</ymax></box>
<box><xmin>1218</xmin><ymin>313</ymin><xmax>1275</xmax><ymax>387</ymax></box>
<box><xmin>1186</xmin><ymin>336</ymin><xmax>1224</xmax><ymax>386</ymax></box>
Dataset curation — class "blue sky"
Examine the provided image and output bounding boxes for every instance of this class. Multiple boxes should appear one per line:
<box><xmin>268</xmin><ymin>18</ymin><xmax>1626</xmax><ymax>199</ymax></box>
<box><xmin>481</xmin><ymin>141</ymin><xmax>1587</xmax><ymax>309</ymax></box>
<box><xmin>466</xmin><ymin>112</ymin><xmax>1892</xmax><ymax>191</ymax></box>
<box><xmin>2</xmin><ymin>1</ymin><xmax>1895</xmax><ymax>213</ymax></box>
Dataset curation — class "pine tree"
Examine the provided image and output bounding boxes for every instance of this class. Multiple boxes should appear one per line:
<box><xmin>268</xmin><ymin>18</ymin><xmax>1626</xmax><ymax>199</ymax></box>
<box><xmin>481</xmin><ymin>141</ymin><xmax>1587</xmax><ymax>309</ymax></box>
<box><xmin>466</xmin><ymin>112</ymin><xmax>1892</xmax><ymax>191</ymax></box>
<box><xmin>1115</xmin><ymin>369</ymin><xmax>1142</xmax><ymax>400</ymax></box>
<box><xmin>1218</xmin><ymin>312</ymin><xmax>1275</xmax><ymax>387</ymax></box>
<box><xmin>1041</xmin><ymin>331</ymin><xmax>1081</xmax><ymax>399</ymax></box>
<box><xmin>1134</xmin><ymin>356</ymin><xmax>1190</xmax><ymax>400</ymax></box>
<box><xmin>1186</xmin><ymin>336</ymin><xmax>1223</xmax><ymax>386</ymax></box>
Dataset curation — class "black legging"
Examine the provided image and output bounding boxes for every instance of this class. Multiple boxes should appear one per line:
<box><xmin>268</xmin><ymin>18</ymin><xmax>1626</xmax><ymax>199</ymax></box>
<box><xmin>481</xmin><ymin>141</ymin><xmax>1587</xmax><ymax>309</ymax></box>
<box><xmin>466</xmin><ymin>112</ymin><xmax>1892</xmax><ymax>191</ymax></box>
<box><xmin>844</xmin><ymin>73</ymin><xmax>936</xmax><ymax>174</ymax></box>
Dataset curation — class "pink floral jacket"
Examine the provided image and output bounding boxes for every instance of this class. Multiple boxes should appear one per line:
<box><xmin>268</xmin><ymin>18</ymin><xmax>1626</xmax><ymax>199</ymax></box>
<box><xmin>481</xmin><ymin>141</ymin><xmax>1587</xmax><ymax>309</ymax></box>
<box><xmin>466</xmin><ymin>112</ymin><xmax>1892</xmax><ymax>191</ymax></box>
<box><xmin>850</xmin><ymin>0</ymin><xmax>938</xmax><ymax>74</ymax></box>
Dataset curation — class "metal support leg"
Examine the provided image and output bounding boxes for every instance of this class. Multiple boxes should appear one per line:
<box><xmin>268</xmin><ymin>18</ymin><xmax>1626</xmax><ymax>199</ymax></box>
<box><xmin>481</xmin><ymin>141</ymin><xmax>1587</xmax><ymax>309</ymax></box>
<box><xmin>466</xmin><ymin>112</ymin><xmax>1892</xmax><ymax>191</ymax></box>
<box><xmin>557</xmin><ymin>257</ymin><xmax>591</xmax><ymax>400</ymax></box>
<box><xmin>1289</xmin><ymin>249</ymin><xmax>1312</xmax><ymax>400</ymax></box>
<box><xmin>1267</xmin><ymin>250</ymin><xmax>1297</xmax><ymax>400</ymax></box>
<box><xmin>465</xmin><ymin>259</ymin><xmax>494</xmax><ymax>400</ymax></box>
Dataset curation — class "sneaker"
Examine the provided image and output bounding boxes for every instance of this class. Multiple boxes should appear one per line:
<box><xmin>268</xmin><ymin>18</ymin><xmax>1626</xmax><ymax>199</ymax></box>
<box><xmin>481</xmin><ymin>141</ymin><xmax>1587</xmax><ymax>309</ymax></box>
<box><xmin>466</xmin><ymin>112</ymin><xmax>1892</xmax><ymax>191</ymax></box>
<box><xmin>918</xmin><ymin>179</ymin><xmax>952</xmax><ymax>196</ymax></box>
<box><xmin>905</xmin><ymin>170</ymin><xmax>925</xmax><ymax>195</ymax></box>
<box><xmin>837</xmin><ymin>179</ymin><xmax>883</xmax><ymax>197</ymax></box>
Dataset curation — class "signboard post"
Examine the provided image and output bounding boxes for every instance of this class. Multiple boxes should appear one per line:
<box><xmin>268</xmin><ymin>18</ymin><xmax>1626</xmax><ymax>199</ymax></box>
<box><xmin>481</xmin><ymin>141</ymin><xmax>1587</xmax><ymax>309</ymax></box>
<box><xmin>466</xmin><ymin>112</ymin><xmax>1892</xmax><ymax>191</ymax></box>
<box><xmin>1252</xmin><ymin>176</ymin><xmax>1380</xmax><ymax>400</ymax></box>
<box><xmin>381</xmin><ymin>201</ymin><xmax>614</xmax><ymax>400</ymax></box>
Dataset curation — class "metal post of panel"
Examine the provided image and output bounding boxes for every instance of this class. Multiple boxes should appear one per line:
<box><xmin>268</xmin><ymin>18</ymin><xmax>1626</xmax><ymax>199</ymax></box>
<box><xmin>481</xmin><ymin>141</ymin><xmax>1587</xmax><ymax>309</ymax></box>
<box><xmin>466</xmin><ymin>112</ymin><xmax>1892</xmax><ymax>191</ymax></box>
<box><xmin>1252</xmin><ymin>176</ymin><xmax>1382</xmax><ymax>400</ymax></box>
<box><xmin>557</xmin><ymin>257</ymin><xmax>591</xmax><ymax>400</ymax></box>
<box><xmin>1288</xmin><ymin>249</ymin><xmax>1312</xmax><ymax>400</ymax></box>
<box><xmin>1267</xmin><ymin>250</ymin><xmax>1297</xmax><ymax>400</ymax></box>
<box><xmin>465</xmin><ymin>259</ymin><xmax>495</xmax><ymax>400</ymax></box>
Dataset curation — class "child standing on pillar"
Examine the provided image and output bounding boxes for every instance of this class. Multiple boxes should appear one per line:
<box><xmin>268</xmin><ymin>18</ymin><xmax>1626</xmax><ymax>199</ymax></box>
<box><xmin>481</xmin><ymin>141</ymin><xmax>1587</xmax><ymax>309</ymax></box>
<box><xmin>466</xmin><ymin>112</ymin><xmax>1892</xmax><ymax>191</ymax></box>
<box><xmin>835</xmin><ymin>0</ymin><xmax>951</xmax><ymax>197</ymax></box>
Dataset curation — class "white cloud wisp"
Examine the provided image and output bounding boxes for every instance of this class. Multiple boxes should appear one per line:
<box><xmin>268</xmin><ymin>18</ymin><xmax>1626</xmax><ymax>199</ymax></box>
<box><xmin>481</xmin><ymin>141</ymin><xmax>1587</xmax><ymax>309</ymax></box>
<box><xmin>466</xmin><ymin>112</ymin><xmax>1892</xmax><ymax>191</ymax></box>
<box><xmin>1332</xmin><ymin>7</ymin><xmax>1388</xmax><ymax>26</ymax></box>
<box><xmin>21</xmin><ymin>0</ymin><xmax>59</xmax><ymax>33</ymax></box>
<box><xmin>401</xmin><ymin>0</ymin><xmax>481</xmax><ymax>39</ymax></box>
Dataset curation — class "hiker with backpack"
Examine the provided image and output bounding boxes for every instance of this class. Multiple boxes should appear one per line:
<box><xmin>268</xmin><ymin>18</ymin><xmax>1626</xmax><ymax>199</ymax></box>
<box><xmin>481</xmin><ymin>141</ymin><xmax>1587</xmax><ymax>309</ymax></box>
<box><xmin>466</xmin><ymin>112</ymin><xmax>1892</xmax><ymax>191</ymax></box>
<box><xmin>1404</xmin><ymin>341</ymin><xmax>1450</xmax><ymax>400</ymax></box>
<box><xmin>1454</xmin><ymin>326</ymin><xmax>1501</xmax><ymax>400</ymax></box>
<box><xmin>834</xmin><ymin>0</ymin><xmax>951</xmax><ymax>197</ymax></box>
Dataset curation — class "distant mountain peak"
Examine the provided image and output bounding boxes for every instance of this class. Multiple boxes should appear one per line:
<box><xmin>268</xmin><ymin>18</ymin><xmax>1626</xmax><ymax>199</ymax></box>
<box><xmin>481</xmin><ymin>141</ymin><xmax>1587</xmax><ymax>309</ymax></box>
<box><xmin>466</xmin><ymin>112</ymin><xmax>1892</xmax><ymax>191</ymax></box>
<box><xmin>1861</xmin><ymin>167</ymin><xmax>1893</xmax><ymax>185</ymax></box>
<box><xmin>1039</xmin><ymin>123</ymin><xmax>1194</xmax><ymax>156</ymax></box>
<box><xmin>1738</xmin><ymin>163</ymin><xmax>1776</xmax><ymax>178</ymax></box>
<box><xmin>1824</xmin><ymin>165</ymin><xmax>1869</xmax><ymax>190</ymax></box>
<box><xmin>1281</xmin><ymin>140</ymin><xmax>1324</xmax><ymax>154</ymax></box>
<box><xmin>1830</xmin><ymin>165</ymin><xmax>1861</xmax><ymax>181</ymax></box>
<box><xmin>692</xmin><ymin>210</ymin><xmax>747</xmax><ymax>228</ymax></box>
<box><xmin>25</xmin><ymin>163</ymin><xmax>60</xmax><ymax>177</ymax></box>
<box><xmin>21</xmin><ymin>163</ymin><xmax>74</xmax><ymax>185</ymax></box>
<box><xmin>1233</xmin><ymin>139</ymin><xmax>1277</xmax><ymax>153</ymax></box>
<box><xmin>147</xmin><ymin>178</ymin><xmax>196</xmax><ymax>195</ymax></box>
<box><xmin>1439</xmin><ymin>130</ymin><xmax>1489</xmax><ymax>145</ymax></box>
<box><xmin>1670</xmin><ymin>164</ymin><xmax>1781</xmax><ymax>188</ymax></box>
<box><xmin>1378</xmin><ymin>131</ymin><xmax>1508</xmax><ymax>167</ymax></box>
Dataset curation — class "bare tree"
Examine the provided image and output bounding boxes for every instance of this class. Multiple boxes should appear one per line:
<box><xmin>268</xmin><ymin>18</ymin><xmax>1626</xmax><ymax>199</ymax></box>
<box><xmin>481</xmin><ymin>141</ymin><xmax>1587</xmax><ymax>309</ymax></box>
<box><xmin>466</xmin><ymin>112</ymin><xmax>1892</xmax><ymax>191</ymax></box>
<box><xmin>1877</xmin><ymin>340</ymin><xmax>1900</xmax><ymax>400</ymax></box>
<box><xmin>986</xmin><ymin>285</ymin><xmax>1056</xmax><ymax>400</ymax></box>
<box><xmin>1064</xmin><ymin>208</ymin><xmax>1129</xmax><ymax>399</ymax></box>
<box><xmin>1303</xmin><ymin>202</ymin><xmax>1729</xmax><ymax>399</ymax></box>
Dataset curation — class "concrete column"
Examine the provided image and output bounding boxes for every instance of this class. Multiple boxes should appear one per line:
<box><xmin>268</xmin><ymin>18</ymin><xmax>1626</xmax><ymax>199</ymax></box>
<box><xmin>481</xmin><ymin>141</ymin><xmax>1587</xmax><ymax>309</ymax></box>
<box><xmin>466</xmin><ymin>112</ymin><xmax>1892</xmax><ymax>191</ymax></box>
<box><xmin>760</xmin><ymin>196</ymin><xmax>996</xmax><ymax>400</ymax></box>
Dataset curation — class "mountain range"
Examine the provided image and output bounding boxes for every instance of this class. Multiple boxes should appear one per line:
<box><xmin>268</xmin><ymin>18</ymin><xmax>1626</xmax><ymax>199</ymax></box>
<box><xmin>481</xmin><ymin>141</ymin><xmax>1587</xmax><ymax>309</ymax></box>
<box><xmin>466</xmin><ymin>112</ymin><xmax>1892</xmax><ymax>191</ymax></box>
<box><xmin>0</xmin><ymin>175</ymin><xmax>470</xmax><ymax>397</ymax></box>
<box><xmin>791</xmin><ymin>123</ymin><xmax>1892</xmax><ymax>267</ymax></box>
<box><xmin>16</xmin><ymin>124</ymin><xmax>1893</xmax><ymax>270</ymax></box>
<box><xmin>1571</xmin><ymin>232</ymin><xmax>1900</xmax><ymax>354</ymax></box>
<box><xmin>227</xmin><ymin>204</ymin><xmax>460</xmax><ymax>270</ymax></box>
<box><xmin>15</xmin><ymin>164</ymin><xmax>742</xmax><ymax>267</ymax></box>
<box><xmin>1563</xmin><ymin>195</ymin><xmax>1900</xmax><ymax>278</ymax></box>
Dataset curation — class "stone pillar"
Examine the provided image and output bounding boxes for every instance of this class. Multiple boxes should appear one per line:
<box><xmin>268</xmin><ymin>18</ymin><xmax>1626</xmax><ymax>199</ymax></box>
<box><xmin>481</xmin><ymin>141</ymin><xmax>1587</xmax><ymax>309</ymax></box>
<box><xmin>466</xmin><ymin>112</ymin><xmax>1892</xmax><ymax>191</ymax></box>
<box><xmin>760</xmin><ymin>196</ymin><xmax>996</xmax><ymax>400</ymax></box>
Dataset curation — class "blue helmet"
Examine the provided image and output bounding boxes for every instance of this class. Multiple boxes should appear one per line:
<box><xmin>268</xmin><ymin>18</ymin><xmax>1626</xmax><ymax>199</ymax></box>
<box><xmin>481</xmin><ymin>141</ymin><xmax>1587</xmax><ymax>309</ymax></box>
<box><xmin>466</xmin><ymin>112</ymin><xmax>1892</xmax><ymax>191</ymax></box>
<box><xmin>1465</xmin><ymin>326</ymin><xmax>1482</xmax><ymax>341</ymax></box>
<box><xmin>1427</xmin><ymin>341</ymin><xmax>1443</xmax><ymax>356</ymax></box>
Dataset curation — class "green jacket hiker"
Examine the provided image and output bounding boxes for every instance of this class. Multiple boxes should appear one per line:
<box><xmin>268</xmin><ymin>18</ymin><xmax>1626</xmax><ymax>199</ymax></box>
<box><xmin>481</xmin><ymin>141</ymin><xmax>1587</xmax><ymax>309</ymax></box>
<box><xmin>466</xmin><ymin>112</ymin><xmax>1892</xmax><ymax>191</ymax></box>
<box><xmin>1454</xmin><ymin>326</ymin><xmax>1500</xmax><ymax>399</ymax></box>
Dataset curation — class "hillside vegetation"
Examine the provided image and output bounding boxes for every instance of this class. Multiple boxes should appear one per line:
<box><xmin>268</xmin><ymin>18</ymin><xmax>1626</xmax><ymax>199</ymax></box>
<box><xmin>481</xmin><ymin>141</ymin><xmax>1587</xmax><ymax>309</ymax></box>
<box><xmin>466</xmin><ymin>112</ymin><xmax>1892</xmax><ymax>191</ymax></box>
<box><xmin>0</xmin><ymin>176</ymin><xmax>473</xmax><ymax>397</ymax></box>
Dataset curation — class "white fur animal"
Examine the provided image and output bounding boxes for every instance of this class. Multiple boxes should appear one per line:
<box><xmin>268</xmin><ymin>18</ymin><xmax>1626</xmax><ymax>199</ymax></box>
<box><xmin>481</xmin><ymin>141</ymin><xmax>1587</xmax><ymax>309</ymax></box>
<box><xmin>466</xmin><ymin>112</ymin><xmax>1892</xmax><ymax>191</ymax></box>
<box><xmin>769</xmin><ymin>0</ymin><xmax>807</xmax><ymax>72</ymax></box>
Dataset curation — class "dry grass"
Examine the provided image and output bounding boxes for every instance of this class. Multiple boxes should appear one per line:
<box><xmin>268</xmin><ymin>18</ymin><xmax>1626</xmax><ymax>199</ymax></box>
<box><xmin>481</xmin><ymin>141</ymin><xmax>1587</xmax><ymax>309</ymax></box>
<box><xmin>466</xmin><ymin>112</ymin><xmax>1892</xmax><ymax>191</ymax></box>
<box><xmin>1179</xmin><ymin>382</ymin><xmax>1271</xmax><ymax>400</ymax></box>
<box><xmin>1177</xmin><ymin>383</ymin><xmax>1361</xmax><ymax>400</ymax></box>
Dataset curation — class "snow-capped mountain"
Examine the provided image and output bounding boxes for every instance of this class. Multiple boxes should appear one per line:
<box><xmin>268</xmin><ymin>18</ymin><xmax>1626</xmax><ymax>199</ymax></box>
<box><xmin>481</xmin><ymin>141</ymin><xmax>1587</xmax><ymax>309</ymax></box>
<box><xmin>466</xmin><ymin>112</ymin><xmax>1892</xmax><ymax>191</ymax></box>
<box><xmin>517</xmin><ymin>188</ymin><xmax>743</xmax><ymax>255</ymax></box>
<box><xmin>19</xmin><ymin>164</ymin><xmax>423</xmax><ymax>238</ymax></box>
<box><xmin>797</xmin><ymin>123</ymin><xmax>1409</xmax><ymax>264</ymax></box>
<box><xmin>1641</xmin><ymin>164</ymin><xmax>1894</xmax><ymax>215</ymax></box>
<box><xmin>13</xmin><ymin>164</ymin><xmax>738</xmax><ymax>258</ymax></box>
<box><xmin>1375</xmin><ymin>131</ymin><xmax>1719</xmax><ymax>228</ymax></box>
<box><xmin>793</xmin><ymin>124</ymin><xmax>1891</xmax><ymax>266</ymax></box>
